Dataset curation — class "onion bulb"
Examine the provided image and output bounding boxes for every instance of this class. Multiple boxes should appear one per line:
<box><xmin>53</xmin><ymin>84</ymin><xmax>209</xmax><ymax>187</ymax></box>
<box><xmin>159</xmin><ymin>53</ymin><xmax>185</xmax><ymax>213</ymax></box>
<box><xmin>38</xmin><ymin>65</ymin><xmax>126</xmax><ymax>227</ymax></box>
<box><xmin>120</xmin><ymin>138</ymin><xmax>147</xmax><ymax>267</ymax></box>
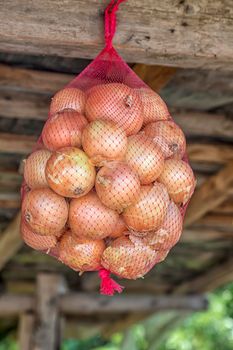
<box><xmin>141</xmin><ymin>202</ymin><xmax>183</xmax><ymax>250</ymax></box>
<box><xmin>59</xmin><ymin>230</ymin><xmax>105</xmax><ymax>271</ymax></box>
<box><xmin>42</xmin><ymin>110</ymin><xmax>88</xmax><ymax>151</ymax></box>
<box><xmin>21</xmin><ymin>188</ymin><xmax>68</xmax><ymax>235</ymax></box>
<box><xmin>158</xmin><ymin>159</ymin><xmax>196</xmax><ymax>204</ymax></box>
<box><xmin>24</xmin><ymin>149</ymin><xmax>51</xmax><ymax>189</ymax></box>
<box><xmin>82</xmin><ymin>120</ymin><xmax>127</xmax><ymax>166</ymax></box>
<box><xmin>69</xmin><ymin>192</ymin><xmax>119</xmax><ymax>239</ymax></box>
<box><xmin>46</xmin><ymin>147</ymin><xmax>96</xmax><ymax>198</ymax></box>
<box><xmin>136</xmin><ymin>88</ymin><xmax>170</xmax><ymax>125</ymax></box>
<box><xmin>125</xmin><ymin>133</ymin><xmax>164</xmax><ymax>184</ymax></box>
<box><xmin>144</xmin><ymin>121</ymin><xmax>186</xmax><ymax>159</ymax></box>
<box><xmin>95</xmin><ymin>162</ymin><xmax>141</xmax><ymax>212</ymax></box>
<box><xmin>85</xmin><ymin>83</ymin><xmax>143</xmax><ymax>136</ymax></box>
<box><xmin>49</xmin><ymin>88</ymin><xmax>86</xmax><ymax>115</ymax></box>
<box><xmin>21</xmin><ymin>220</ymin><xmax>57</xmax><ymax>251</ymax></box>
<box><xmin>101</xmin><ymin>236</ymin><xmax>159</xmax><ymax>279</ymax></box>
<box><xmin>109</xmin><ymin>216</ymin><xmax>127</xmax><ymax>239</ymax></box>
<box><xmin>123</xmin><ymin>183</ymin><xmax>170</xmax><ymax>232</ymax></box>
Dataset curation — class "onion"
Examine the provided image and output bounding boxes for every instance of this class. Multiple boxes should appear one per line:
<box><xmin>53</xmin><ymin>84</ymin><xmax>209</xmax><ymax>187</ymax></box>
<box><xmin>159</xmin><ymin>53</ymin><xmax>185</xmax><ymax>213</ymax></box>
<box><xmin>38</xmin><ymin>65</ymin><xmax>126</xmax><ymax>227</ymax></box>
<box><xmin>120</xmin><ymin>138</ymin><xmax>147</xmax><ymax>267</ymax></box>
<box><xmin>69</xmin><ymin>192</ymin><xmax>119</xmax><ymax>239</ymax></box>
<box><xmin>136</xmin><ymin>88</ymin><xmax>170</xmax><ymax>125</ymax></box>
<box><xmin>95</xmin><ymin>162</ymin><xmax>141</xmax><ymax>212</ymax></box>
<box><xmin>123</xmin><ymin>182</ymin><xmax>170</xmax><ymax>232</ymax></box>
<box><xmin>24</xmin><ymin>149</ymin><xmax>51</xmax><ymax>189</ymax></box>
<box><xmin>101</xmin><ymin>235</ymin><xmax>159</xmax><ymax>279</ymax></box>
<box><xmin>21</xmin><ymin>220</ymin><xmax>57</xmax><ymax>251</ymax></box>
<box><xmin>59</xmin><ymin>230</ymin><xmax>105</xmax><ymax>271</ymax></box>
<box><xmin>21</xmin><ymin>188</ymin><xmax>68</xmax><ymax>235</ymax></box>
<box><xmin>125</xmin><ymin>133</ymin><xmax>164</xmax><ymax>184</ymax></box>
<box><xmin>82</xmin><ymin>120</ymin><xmax>127</xmax><ymax>166</ymax></box>
<box><xmin>46</xmin><ymin>147</ymin><xmax>96</xmax><ymax>198</ymax></box>
<box><xmin>85</xmin><ymin>83</ymin><xmax>143</xmax><ymax>136</ymax></box>
<box><xmin>144</xmin><ymin>121</ymin><xmax>186</xmax><ymax>159</ymax></box>
<box><xmin>158</xmin><ymin>159</ymin><xmax>196</xmax><ymax>204</ymax></box>
<box><xmin>42</xmin><ymin>110</ymin><xmax>88</xmax><ymax>151</ymax></box>
<box><xmin>109</xmin><ymin>216</ymin><xmax>127</xmax><ymax>239</ymax></box>
<box><xmin>49</xmin><ymin>88</ymin><xmax>86</xmax><ymax>115</ymax></box>
<box><xmin>141</xmin><ymin>202</ymin><xmax>183</xmax><ymax>250</ymax></box>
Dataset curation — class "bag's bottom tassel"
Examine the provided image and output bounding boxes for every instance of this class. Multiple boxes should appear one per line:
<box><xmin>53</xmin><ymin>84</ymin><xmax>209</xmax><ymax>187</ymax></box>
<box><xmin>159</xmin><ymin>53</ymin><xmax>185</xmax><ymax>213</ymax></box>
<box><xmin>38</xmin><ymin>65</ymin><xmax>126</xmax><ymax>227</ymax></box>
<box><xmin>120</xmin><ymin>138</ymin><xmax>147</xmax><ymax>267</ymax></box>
<box><xmin>99</xmin><ymin>268</ymin><xmax>124</xmax><ymax>296</ymax></box>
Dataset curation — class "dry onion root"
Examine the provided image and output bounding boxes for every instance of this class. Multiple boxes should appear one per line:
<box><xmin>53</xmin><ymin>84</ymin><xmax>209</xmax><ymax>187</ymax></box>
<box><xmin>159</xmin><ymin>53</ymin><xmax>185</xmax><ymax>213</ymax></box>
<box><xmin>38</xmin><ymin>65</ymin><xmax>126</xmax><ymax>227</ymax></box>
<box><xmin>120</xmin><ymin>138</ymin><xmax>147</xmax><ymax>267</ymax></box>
<box><xmin>85</xmin><ymin>83</ymin><xmax>143</xmax><ymax>136</ymax></box>
<box><xmin>158</xmin><ymin>159</ymin><xmax>196</xmax><ymax>205</ymax></box>
<box><xmin>45</xmin><ymin>147</ymin><xmax>96</xmax><ymax>198</ymax></box>
<box><xmin>95</xmin><ymin>161</ymin><xmax>141</xmax><ymax>212</ymax></box>
<box><xmin>59</xmin><ymin>230</ymin><xmax>105</xmax><ymax>272</ymax></box>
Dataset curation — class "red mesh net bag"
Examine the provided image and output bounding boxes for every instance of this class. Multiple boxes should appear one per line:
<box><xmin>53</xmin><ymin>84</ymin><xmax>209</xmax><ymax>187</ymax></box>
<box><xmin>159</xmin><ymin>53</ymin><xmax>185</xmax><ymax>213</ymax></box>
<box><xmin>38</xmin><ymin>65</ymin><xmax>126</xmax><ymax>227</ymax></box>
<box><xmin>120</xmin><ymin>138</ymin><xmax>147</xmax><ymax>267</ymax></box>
<box><xmin>20</xmin><ymin>0</ymin><xmax>196</xmax><ymax>295</ymax></box>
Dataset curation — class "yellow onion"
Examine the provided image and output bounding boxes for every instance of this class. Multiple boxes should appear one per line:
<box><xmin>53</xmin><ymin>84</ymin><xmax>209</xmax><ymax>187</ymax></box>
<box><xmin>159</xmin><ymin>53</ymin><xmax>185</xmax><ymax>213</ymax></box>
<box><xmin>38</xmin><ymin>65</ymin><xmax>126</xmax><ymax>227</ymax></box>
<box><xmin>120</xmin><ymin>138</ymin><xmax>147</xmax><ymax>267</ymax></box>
<box><xmin>158</xmin><ymin>159</ymin><xmax>196</xmax><ymax>204</ymax></box>
<box><xmin>21</xmin><ymin>220</ymin><xmax>57</xmax><ymax>251</ymax></box>
<box><xmin>24</xmin><ymin>149</ymin><xmax>51</xmax><ymax>189</ymax></box>
<box><xmin>144</xmin><ymin>121</ymin><xmax>186</xmax><ymax>159</ymax></box>
<box><xmin>95</xmin><ymin>161</ymin><xmax>141</xmax><ymax>212</ymax></box>
<box><xmin>69</xmin><ymin>192</ymin><xmax>119</xmax><ymax>239</ymax></box>
<box><xmin>125</xmin><ymin>133</ymin><xmax>164</xmax><ymax>184</ymax></box>
<box><xmin>123</xmin><ymin>183</ymin><xmax>170</xmax><ymax>232</ymax></box>
<box><xmin>101</xmin><ymin>235</ymin><xmax>161</xmax><ymax>279</ymax></box>
<box><xmin>82</xmin><ymin>120</ymin><xmax>127</xmax><ymax>166</ymax></box>
<box><xmin>59</xmin><ymin>230</ymin><xmax>105</xmax><ymax>271</ymax></box>
<box><xmin>141</xmin><ymin>202</ymin><xmax>183</xmax><ymax>250</ymax></box>
<box><xmin>136</xmin><ymin>88</ymin><xmax>170</xmax><ymax>125</ymax></box>
<box><xmin>85</xmin><ymin>83</ymin><xmax>143</xmax><ymax>136</ymax></box>
<box><xmin>21</xmin><ymin>188</ymin><xmax>68</xmax><ymax>236</ymax></box>
<box><xmin>46</xmin><ymin>147</ymin><xmax>96</xmax><ymax>198</ymax></box>
<box><xmin>108</xmin><ymin>216</ymin><xmax>127</xmax><ymax>239</ymax></box>
<box><xmin>42</xmin><ymin>110</ymin><xmax>88</xmax><ymax>151</ymax></box>
<box><xmin>49</xmin><ymin>87</ymin><xmax>86</xmax><ymax>115</ymax></box>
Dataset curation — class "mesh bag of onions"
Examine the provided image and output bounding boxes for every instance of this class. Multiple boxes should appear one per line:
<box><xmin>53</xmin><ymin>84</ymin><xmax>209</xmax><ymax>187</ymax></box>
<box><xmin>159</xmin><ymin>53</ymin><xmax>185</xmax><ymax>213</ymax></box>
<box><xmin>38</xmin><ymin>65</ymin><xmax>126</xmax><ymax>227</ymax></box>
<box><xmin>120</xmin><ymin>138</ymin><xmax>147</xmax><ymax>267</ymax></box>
<box><xmin>21</xmin><ymin>0</ymin><xmax>196</xmax><ymax>295</ymax></box>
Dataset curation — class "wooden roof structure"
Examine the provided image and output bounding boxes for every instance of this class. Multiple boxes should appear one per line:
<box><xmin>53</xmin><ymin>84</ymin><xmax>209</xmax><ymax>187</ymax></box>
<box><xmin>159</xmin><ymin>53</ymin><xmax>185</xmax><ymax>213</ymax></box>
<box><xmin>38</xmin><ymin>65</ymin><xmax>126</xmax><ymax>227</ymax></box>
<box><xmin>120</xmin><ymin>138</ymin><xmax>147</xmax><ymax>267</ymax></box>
<box><xmin>0</xmin><ymin>0</ymin><xmax>232</xmax><ymax>348</ymax></box>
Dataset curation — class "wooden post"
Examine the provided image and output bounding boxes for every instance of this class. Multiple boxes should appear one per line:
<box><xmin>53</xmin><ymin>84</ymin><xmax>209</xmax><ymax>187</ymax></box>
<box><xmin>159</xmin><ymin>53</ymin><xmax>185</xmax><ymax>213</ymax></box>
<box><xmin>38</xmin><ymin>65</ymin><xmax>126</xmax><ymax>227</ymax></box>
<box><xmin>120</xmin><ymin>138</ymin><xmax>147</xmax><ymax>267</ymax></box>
<box><xmin>33</xmin><ymin>273</ymin><xmax>67</xmax><ymax>350</ymax></box>
<box><xmin>18</xmin><ymin>313</ymin><xmax>35</xmax><ymax>350</ymax></box>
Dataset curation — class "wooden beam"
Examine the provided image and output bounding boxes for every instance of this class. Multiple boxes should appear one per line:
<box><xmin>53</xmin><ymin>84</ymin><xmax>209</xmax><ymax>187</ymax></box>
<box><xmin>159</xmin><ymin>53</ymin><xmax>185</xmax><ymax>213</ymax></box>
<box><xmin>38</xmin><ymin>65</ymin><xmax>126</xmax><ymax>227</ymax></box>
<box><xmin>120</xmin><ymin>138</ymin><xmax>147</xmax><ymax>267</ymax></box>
<box><xmin>181</xmin><ymin>228</ymin><xmax>233</xmax><ymax>243</ymax></box>
<box><xmin>195</xmin><ymin>214</ymin><xmax>233</xmax><ymax>231</ymax></box>
<box><xmin>133</xmin><ymin>65</ymin><xmax>177</xmax><ymax>91</ymax></box>
<box><xmin>0</xmin><ymin>293</ymin><xmax>207</xmax><ymax>316</ymax></box>
<box><xmin>184</xmin><ymin>161</ymin><xmax>233</xmax><ymax>227</ymax></box>
<box><xmin>0</xmin><ymin>133</ymin><xmax>36</xmax><ymax>154</ymax></box>
<box><xmin>0</xmin><ymin>1</ymin><xmax>233</xmax><ymax>70</ymax></box>
<box><xmin>0</xmin><ymin>63</ymin><xmax>72</xmax><ymax>95</ymax></box>
<box><xmin>212</xmin><ymin>199</ymin><xmax>233</xmax><ymax>215</ymax></box>
<box><xmin>33</xmin><ymin>273</ymin><xmax>67</xmax><ymax>350</ymax></box>
<box><xmin>0</xmin><ymin>212</ymin><xmax>23</xmax><ymax>271</ymax></box>
<box><xmin>176</xmin><ymin>256</ymin><xmax>233</xmax><ymax>293</ymax></box>
<box><xmin>18</xmin><ymin>313</ymin><xmax>35</xmax><ymax>350</ymax></box>
<box><xmin>187</xmin><ymin>143</ymin><xmax>233</xmax><ymax>165</ymax></box>
<box><xmin>0</xmin><ymin>192</ymin><xmax>20</xmax><ymax>209</ymax></box>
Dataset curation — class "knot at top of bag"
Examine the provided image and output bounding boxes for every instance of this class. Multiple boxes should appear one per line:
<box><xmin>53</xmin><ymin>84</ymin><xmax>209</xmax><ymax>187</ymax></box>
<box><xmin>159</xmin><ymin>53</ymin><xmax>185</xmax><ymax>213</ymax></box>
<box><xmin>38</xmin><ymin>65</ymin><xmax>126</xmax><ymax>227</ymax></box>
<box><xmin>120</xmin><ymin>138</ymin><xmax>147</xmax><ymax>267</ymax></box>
<box><xmin>105</xmin><ymin>0</ymin><xmax>126</xmax><ymax>50</ymax></box>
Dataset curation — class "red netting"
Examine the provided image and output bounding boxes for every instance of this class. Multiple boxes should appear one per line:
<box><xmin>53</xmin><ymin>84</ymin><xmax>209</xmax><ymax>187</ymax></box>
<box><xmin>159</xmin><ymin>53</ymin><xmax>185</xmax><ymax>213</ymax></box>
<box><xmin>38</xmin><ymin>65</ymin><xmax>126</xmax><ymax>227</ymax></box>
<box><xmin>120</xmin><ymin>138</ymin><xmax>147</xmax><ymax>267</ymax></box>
<box><xmin>20</xmin><ymin>0</ymin><xmax>196</xmax><ymax>295</ymax></box>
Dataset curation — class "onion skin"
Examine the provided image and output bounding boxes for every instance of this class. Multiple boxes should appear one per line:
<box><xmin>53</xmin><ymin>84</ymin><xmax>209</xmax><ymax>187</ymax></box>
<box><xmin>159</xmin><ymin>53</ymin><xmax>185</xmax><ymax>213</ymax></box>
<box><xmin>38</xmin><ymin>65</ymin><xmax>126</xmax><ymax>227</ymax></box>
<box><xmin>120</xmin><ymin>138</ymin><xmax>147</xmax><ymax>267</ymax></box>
<box><xmin>140</xmin><ymin>202</ymin><xmax>183</xmax><ymax>250</ymax></box>
<box><xmin>42</xmin><ymin>110</ymin><xmax>88</xmax><ymax>151</ymax></box>
<box><xmin>21</xmin><ymin>188</ymin><xmax>68</xmax><ymax>236</ymax></box>
<box><xmin>136</xmin><ymin>88</ymin><xmax>170</xmax><ymax>125</ymax></box>
<box><xmin>85</xmin><ymin>83</ymin><xmax>143</xmax><ymax>136</ymax></box>
<box><xmin>59</xmin><ymin>230</ymin><xmax>105</xmax><ymax>271</ymax></box>
<box><xmin>125</xmin><ymin>133</ymin><xmax>164</xmax><ymax>185</ymax></box>
<box><xmin>49</xmin><ymin>88</ymin><xmax>86</xmax><ymax>115</ymax></box>
<box><xmin>109</xmin><ymin>216</ymin><xmax>127</xmax><ymax>238</ymax></box>
<box><xmin>46</xmin><ymin>147</ymin><xmax>96</xmax><ymax>198</ymax></box>
<box><xmin>21</xmin><ymin>220</ymin><xmax>57</xmax><ymax>251</ymax></box>
<box><xmin>144</xmin><ymin>121</ymin><xmax>186</xmax><ymax>159</ymax></box>
<box><xmin>158</xmin><ymin>159</ymin><xmax>196</xmax><ymax>205</ymax></box>
<box><xmin>101</xmin><ymin>236</ymin><xmax>161</xmax><ymax>279</ymax></box>
<box><xmin>95</xmin><ymin>162</ymin><xmax>141</xmax><ymax>212</ymax></box>
<box><xmin>69</xmin><ymin>192</ymin><xmax>119</xmax><ymax>239</ymax></box>
<box><xmin>24</xmin><ymin>149</ymin><xmax>51</xmax><ymax>189</ymax></box>
<box><xmin>123</xmin><ymin>183</ymin><xmax>170</xmax><ymax>232</ymax></box>
<box><xmin>82</xmin><ymin>120</ymin><xmax>127</xmax><ymax>166</ymax></box>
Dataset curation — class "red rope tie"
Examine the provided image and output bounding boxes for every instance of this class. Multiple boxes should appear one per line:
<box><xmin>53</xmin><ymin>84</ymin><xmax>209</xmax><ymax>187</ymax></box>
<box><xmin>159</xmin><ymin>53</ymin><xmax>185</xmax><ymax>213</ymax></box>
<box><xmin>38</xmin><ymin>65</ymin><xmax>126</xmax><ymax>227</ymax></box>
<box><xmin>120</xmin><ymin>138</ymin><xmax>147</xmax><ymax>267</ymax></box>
<box><xmin>99</xmin><ymin>268</ymin><xmax>124</xmax><ymax>296</ymax></box>
<box><xmin>104</xmin><ymin>0</ymin><xmax>126</xmax><ymax>49</ymax></box>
